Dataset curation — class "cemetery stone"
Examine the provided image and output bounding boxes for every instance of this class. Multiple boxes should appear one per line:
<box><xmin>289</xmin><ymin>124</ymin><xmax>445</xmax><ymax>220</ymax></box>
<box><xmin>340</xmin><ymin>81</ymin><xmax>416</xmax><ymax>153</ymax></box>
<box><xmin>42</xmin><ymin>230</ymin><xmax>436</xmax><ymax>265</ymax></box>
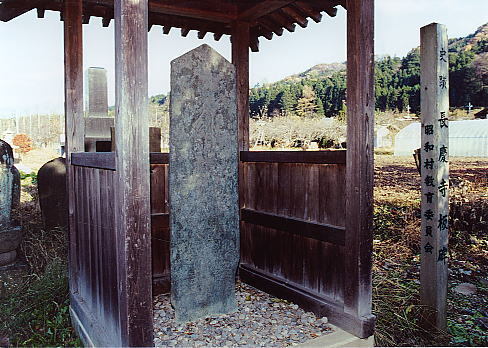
<box><xmin>0</xmin><ymin>139</ymin><xmax>22</xmax><ymax>266</ymax></box>
<box><xmin>37</xmin><ymin>157</ymin><xmax>67</xmax><ymax>230</ymax></box>
<box><xmin>169</xmin><ymin>44</ymin><xmax>239</xmax><ymax>322</ymax></box>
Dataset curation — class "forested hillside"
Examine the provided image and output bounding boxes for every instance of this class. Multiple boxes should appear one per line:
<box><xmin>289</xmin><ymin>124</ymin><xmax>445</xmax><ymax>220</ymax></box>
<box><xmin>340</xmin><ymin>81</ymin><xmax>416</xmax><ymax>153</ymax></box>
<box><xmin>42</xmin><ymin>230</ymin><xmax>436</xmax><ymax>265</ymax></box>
<box><xmin>247</xmin><ymin>23</ymin><xmax>487</xmax><ymax>118</ymax></box>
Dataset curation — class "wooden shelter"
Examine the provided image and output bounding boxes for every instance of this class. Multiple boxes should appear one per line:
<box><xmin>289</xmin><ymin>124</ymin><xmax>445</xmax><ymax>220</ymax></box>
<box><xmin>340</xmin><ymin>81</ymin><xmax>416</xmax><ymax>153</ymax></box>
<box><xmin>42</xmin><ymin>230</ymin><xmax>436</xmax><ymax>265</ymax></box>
<box><xmin>0</xmin><ymin>0</ymin><xmax>375</xmax><ymax>346</ymax></box>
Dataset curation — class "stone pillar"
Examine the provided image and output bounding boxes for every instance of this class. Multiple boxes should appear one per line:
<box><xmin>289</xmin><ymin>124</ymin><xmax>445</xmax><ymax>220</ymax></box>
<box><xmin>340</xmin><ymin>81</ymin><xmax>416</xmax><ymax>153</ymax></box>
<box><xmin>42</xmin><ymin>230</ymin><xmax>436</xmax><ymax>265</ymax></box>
<box><xmin>169</xmin><ymin>44</ymin><xmax>239</xmax><ymax>322</ymax></box>
<box><xmin>0</xmin><ymin>139</ymin><xmax>22</xmax><ymax>266</ymax></box>
<box><xmin>84</xmin><ymin>67</ymin><xmax>113</xmax><ymax>152</ymax></box>
<box><xmin>85</xmin><ymin>67</ymin><xmax>108</xmax><ymax>117</ymax></box>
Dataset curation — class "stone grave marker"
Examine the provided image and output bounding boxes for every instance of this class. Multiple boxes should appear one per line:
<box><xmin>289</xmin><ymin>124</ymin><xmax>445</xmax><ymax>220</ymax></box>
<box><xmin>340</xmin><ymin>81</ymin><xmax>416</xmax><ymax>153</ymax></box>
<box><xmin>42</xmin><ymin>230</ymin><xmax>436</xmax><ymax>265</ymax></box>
<box><xmin>37</xmin><ymin>157</ymin><xmax>67</xmax><ymax>230</ymax></box>
<box><xmin>169</xmin><ymin>44</ymin><xmax>239</xmax><ymax>322</ymax></box>
<box><xmin>86</xmin><ymin>67</ymin><xmax>108</xmax><ymax>118</ymax></box>
<box><xmin>84</xmin><ymin>67</ymin><xmax>114</xmax><ymax>152</ymax></box>
<box><xmin>0</xmin><ymin>139</ymin><xmax>22</xmax><ymax>266</ymax></box>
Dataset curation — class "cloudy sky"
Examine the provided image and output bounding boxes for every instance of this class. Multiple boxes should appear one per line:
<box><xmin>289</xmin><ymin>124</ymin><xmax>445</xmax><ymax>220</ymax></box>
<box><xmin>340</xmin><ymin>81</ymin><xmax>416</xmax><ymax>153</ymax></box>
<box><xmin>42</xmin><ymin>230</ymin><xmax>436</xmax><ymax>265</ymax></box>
<box><xmin>0</xmin><ymin>0</ymin><xmax>487</xmax><ymax>117</ymax></box>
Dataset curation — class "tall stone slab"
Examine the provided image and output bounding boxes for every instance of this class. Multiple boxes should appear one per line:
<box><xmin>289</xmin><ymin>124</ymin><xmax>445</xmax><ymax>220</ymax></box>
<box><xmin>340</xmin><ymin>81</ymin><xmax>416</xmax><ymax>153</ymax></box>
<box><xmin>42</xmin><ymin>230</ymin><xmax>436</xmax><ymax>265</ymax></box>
<box><xmin>84</xmin><ymin>67</ymin><xmax>113</xmax><ymax>152</ymax></box>
<box><xmin>0</xmin><ymin>139</ymin><xmax>22</xmax><ymax>266</ymax></box>
<box><xmin>86</xmin><ymin>67</ymin><xmax>108</xmax><ymax>117</ymax></box>
<box><xmin>37</xmin><ymin>157</ymin><xmax>67</xmax><ymax>230</ymax></box>
<box><xmin>169</xmin><ymin>44</ymin><xmax>239</xmax><ymax>322</ymax></box>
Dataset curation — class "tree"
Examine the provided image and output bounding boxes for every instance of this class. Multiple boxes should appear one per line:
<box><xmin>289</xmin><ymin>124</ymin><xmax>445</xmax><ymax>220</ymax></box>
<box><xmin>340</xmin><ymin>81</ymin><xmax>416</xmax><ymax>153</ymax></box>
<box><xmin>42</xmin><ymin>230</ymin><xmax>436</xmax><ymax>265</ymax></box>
<box><xmin>13</xmin><ymin>134</ymin><xmax>33</xmax><ymax>158</ymax></box>
<box><xmin>296</xmin><ymin>85</ymin><xmax>317</xmax><ymax>117</ymax></box>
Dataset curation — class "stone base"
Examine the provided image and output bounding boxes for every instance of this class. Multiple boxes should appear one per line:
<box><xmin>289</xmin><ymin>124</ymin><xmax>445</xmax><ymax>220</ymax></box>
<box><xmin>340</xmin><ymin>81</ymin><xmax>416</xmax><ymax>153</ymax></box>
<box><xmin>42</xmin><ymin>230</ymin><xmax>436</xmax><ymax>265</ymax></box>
<box><xmin>0</xmin><ymin>250</ymin><xmax>17</xmax><ymax>266</ymax></box>
<box><xmin>0</xmin><ymin>226</ymin><xmax>23</xmax><ymax>254</ymax></box>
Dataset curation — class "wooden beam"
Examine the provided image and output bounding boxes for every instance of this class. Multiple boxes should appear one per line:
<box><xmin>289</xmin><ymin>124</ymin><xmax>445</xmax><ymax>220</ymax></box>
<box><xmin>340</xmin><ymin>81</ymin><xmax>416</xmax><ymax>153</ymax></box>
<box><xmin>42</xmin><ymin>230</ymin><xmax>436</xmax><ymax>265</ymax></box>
<box><xmin>250</xmin><ymin>36</ymin><xmax>259</xmax><ymax>52</ymax></box>
<box><xmin>295</xmin><ymin>2</ymin><xmax>323</xmax><ymax>23</ymax></box>
<box><xmin>269</xmin><ymin>10</ymin><xmax>296</xmax><ymax>32</ymax></box>
<box><xmin>114</xmin><ymin>0</ymin><xmax>153</xmax><ymax>345</ymax></box>
<box><xmin>82</xmin><ymin>14</ymin><xmax>90</xmax><ymax>24</ymax></box>
<box><xmin>241</xmin><ymin>208</ymin><xmax>345</xmax><ymax>246</ymax></box>
<box><xmin>0</xmin><ymin>0</ymin><xmax>45</xmax><ymax>22</ymax></box>
<box><xmin>280</xmin><ymin>6</ymin><xmax>308</xmax><ymax>28</ymax></box>
<box><xmin>258</xmin><ymin>16</ymin><xmax>283</xmax><ymax>36</ymax></box>
<box><xmin>214</xmin><ymin>32</ymin><xmax>224</xmax><ymax>41</ymax></box>
<box><xmin>37</xmin><ymin>7</ymin><xmax>45</xmax><ymax>18</ymax></box>
<box><xmin>197</xmin><ymin>30</ymin><xmax>207</xmax><ymax>39</ymax></box>
<box><xmin>148</xmin><ymin>0</ymin><xmax>236</xmax><ymax>23</ymax></box>
<box><xmin>162</xmin><ymin>26</ymin><xmax>171</xmax><ymax>34</ymax></box>
<box><xmin>181</xmin><ymin>27</ymin><xmax>190</xmax><ymax>37</ymax></box>
<box><xmin>102</xmin><ymin>17</ymin><xmax>111</xmax><ymax>27</ymax></box>
<box><xmin>232</xmin><ymin>21</ymin><xmax>250</xmax><ymax>151</ymax></box>
<box><xmin>344</xmin><ymin>0</ymin><xmax>375</xmax><ymax>322</ymax></box>
<box><xmin>238</xmin><ymin>0</ymin><xmax>294</xmax><ymax>21</ymax></box>
<box><xmin>240</xmin><ymin>150</ymin><xmax>346</xmax><ymax>164</ymax></box>
<box><xmin>64</xmin><ymin>0</ymin><xmax>84</xmax><ymax>319</ymax></box>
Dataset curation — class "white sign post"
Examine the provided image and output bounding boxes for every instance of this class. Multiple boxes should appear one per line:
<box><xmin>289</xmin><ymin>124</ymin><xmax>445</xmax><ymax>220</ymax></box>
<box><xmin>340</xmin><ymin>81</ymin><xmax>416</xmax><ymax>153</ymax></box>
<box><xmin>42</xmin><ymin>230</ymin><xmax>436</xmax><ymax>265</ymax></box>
<box><xmin>420</xmin><ymin>23</ymin><xmax>449</xmax><ymax>331</ymax></box>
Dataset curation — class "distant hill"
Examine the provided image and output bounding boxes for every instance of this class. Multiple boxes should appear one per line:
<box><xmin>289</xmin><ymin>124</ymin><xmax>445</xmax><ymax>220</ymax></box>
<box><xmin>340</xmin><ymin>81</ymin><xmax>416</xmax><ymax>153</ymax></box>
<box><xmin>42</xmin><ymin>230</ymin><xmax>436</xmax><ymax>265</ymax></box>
<box><xmin>247</xmin><ymin>23</ymin><xmax>487</xmax><ymax>118</ymax></box>
<box><xmin>283</xmin><ymin>62</ymin><xmax>346</xmax><ymax>82</ymax></box>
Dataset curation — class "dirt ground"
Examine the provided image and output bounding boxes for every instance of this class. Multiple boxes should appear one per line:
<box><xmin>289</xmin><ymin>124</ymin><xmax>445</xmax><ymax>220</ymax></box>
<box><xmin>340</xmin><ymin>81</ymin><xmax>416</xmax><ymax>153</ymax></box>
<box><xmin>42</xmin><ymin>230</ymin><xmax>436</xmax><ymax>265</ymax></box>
<box><xmin>16</xmin><ymin>148</ymin><xmax>60</xmax><ymax>173</ymax></box>
<box><xmin>373</xmin><ymin>155</ymin><xmax>488</xmax><ymax>346</ymax></box>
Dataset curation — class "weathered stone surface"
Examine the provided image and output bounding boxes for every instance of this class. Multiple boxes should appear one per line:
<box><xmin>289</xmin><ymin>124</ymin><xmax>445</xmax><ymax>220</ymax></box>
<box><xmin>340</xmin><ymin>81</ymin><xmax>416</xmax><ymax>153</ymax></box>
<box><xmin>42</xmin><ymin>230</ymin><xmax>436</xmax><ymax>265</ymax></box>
<box><xmin>85</xmin><ymin>117</ymin><xmax>114</xmax><ymax>152</ymax></box>
<box><xmin>0</xmin><ymin>139</ymin><xmax>22</xmax><ymax>266</ymax></box>
<box><xmin>37</xmin><ymin>157</ymin><xmax>67</xmax><ymax>230</ymax></box>
<box><xmin>169</xmin><ymin>44</ymin><xmax>239</xmax><ymax>322</ymax></box>
<box><xmin>0</xmin><ymin>250</ymin><xmax>17</xmax><ymax>266</ymax></box>
<box><xmin>86</xmin><ymin>67</ymin><xmax>108</xmax><ymax>118</ymax></box>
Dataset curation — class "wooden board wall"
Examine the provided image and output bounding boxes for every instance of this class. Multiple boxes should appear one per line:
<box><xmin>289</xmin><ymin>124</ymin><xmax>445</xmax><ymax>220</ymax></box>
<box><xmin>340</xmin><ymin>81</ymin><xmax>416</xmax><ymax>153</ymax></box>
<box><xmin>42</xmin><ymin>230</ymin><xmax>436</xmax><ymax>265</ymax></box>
<box><xmin>150</xmin><ymin>164</ymin><xmax>170</xmax><ymax>294</ymax></box>
<box><xmin>239</xmin><ymin>161</ymin><xmax>346</xmax><ymax>303</ymax></box>
<box><xmin>70</xmin><ymin>165</ymin><xmax>121</xmax><ymax>346</ymax></box>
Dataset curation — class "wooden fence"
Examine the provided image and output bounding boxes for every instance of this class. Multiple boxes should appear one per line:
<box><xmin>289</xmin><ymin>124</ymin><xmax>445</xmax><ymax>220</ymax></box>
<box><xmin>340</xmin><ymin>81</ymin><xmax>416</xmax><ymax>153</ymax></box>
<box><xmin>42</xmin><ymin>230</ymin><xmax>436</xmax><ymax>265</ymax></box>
<box><xmin>70</xmin><ymin>149</ymin><xmax>373</xmax><ymax>340</ymax></box>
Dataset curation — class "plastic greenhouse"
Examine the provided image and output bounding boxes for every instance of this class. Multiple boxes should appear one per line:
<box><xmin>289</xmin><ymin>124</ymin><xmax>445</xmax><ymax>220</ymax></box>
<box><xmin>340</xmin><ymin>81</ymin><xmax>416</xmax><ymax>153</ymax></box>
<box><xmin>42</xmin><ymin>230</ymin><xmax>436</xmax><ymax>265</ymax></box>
<box><xmin>394</xmin><ymin>119</ymin><xmax>488</xmax><ymax>157</ymax></box>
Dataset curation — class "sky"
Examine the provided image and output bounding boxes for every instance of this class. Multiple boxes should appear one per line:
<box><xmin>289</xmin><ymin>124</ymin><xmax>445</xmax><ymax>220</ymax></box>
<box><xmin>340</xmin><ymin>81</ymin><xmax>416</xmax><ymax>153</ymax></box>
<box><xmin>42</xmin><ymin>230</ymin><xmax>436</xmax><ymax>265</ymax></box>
<box><xmin>0</xmin><ymin>0</ymin><xmax>487</xmax><ymax>117</ymax></box>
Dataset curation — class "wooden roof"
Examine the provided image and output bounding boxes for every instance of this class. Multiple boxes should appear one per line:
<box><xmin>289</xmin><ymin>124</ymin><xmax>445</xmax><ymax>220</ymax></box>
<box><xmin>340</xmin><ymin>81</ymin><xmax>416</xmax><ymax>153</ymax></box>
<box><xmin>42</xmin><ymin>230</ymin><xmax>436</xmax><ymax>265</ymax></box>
<box><xmin>0</xmin><ymin>0</ymin><xmax>344</xmax><ymax>51</ymax></box>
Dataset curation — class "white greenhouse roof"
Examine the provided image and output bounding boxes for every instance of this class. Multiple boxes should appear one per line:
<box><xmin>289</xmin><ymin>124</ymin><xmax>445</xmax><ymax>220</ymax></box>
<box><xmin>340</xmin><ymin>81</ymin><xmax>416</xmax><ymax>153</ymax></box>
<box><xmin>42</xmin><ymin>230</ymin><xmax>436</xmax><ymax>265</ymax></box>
<box><xmin>394</xmin><ymin>119</ymin><xmax>488</xmax><ymax>157</ymax></box>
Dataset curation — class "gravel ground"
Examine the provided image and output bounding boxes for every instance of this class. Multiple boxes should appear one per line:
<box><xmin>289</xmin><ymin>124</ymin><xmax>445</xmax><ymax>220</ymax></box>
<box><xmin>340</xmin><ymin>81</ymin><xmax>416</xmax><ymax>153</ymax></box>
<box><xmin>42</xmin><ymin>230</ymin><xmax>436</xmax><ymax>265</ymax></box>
<box><xmin>153</xmin><ymin>282</ymin><xmax>333</xmax><ymax>347</ymax></box>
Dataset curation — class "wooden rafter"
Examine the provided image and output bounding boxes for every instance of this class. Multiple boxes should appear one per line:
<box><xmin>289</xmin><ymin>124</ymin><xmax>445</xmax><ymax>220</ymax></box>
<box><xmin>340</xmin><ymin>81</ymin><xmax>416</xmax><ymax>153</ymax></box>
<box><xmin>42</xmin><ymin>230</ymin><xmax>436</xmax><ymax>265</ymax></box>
<box><xmin>0</xmin><ymin>0</ymin><xmax>46</xmax><ymax>22</ymax></box>
<box><xmin>0</xmin><ymin>0</ymin><xmax>343</xmax><ymax>49</ymax></box>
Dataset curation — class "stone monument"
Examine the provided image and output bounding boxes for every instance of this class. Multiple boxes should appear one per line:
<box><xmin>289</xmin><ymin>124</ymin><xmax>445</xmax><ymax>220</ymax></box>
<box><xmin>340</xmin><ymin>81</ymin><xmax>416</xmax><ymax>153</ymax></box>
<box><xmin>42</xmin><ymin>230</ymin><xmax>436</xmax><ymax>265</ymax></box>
<box><xmin>0</xmin><ymin>139</ymin><xmax>22</xmax><ymax>266</ymax></box>
<box><xmin>37</xmin><ymin>157</ymin><xmax>67</xmax><ymax>230</ymax></box>
<box><xmin>86</xmin><ymin>67</ymin><xmax>108</xmax><ymax>117</ymax></box>
<box><xmin>169</xmin><ymin>44</ymin><xmax>239</xmax><ymax>322</ymax></box>
<box><xmin>85</xmin><ymin>67</ymin><xmax>114</xmax><ymax>152</ymax></box>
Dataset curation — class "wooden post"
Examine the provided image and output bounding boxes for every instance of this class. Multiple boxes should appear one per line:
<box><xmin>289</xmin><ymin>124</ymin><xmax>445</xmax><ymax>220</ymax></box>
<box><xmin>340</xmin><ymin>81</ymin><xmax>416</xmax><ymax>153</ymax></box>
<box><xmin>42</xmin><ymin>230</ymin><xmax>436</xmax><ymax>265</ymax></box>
<box><xmin>420</xmin><ymin>23</ymin><xmax>449</xmax><ymax>332</ymax></box>
<box><xmin>344</xmin><ymin>0</ymin><xmax>375</xmax><ymax>324</ymax></box>
<box><xmin>64</xmin><ymin>0</ymin><xmax>84</xmax><ymax>295</ymax></box>
<box><xmin>114</xmin><ymin>0</ymin><xmax>153</xmax><ymax>346</ymax></box>
<box><xmin>231</xmin><ymin>21</ymin><xmax>250</xmax><ymax>151</ymax></box>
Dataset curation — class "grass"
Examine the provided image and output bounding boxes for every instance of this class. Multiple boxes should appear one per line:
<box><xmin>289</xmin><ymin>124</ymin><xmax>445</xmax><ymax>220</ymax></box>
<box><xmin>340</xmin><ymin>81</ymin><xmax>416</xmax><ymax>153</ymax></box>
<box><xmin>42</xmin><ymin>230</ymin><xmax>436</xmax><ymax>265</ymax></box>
<box><xmin>372</xmin><ymin>156</ymin><xmax>488</xmax><ymax>347</ymax></box>
<box><xmin>0</xmin><ymin>172</ymin><xmax>81</xmax><ymax>347</ymax></box>
<box><xmin>1</xmin><ymin>155</ymin><xmax>486</xmax><ymax>347</ymax></box>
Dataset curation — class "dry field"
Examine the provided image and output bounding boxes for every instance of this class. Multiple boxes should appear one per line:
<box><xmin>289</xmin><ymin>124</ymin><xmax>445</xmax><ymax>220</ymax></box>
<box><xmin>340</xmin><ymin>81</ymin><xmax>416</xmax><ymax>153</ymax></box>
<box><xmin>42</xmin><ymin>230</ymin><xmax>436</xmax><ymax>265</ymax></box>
<box><xmin>373</xmin><ymin>155</ymin><xmax>488</xmax><ymax>346</ymax></box>
<box><xmin>1</xmin><ymin>152</ymin><xmax>486</xmax><ymax>346</ymax></box>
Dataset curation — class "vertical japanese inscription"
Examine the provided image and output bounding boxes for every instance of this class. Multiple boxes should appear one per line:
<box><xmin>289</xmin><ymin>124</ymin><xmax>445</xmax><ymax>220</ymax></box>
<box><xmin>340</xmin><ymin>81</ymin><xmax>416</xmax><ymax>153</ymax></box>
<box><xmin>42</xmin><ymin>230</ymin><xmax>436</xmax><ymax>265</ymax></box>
<box><xmin>420</xmin><ymin>23</ymin><xmax>449</xmax><ymax>331</ymax></box>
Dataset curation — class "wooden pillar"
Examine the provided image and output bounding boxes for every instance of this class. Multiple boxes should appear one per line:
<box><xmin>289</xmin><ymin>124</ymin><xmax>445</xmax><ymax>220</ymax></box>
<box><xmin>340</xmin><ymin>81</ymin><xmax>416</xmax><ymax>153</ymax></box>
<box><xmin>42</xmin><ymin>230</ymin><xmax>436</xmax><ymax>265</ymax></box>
<box><xmin>114</xmin><ymin>0</ymin><xmax>153</xmax><ymax>346</ymax></box>
<box><xmin>231</xmin><ymin>21</ymin><xmax>250</xmax><ymax>151</ymax></box>
<box><xmin>344</xmin><ymin>0</ymin><xmax>375</xmax><ymax>322</ymax></box>
<box><xmin>64</xmin><ymin>0</ymin><xmax>84</xmax><ymax>294</ymax></box>
<box><xmin>419</xmin><ymin>23</ymin><xmax>449</xmax><ymax>332</ymax></box>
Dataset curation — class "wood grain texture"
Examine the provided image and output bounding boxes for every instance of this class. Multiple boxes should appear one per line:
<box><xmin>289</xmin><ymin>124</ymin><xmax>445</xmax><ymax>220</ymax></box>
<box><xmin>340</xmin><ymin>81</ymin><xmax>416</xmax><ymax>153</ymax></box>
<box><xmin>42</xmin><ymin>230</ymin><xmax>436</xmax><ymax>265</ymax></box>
<box><xmin>64</xmin><ymin>0</ymin><xmax>84</xmax><ymax>324</ymax></box>
<box><xmin>240</xmin><ymin>160</ymin><xmax>346</xmax><ymax>305</ymax></box>
<box><xmin>70</xmin><ymin>167</ymin><xmax>121</xmax><ymax>347</ymax></box>
<box><xmin>419</xmin><ymin>23</ymin><xmax>449</xmax><ymax>331</ymax></box>
<box><xmin>232</xmin><ymin>21</ymin><xmax>250</xmax><ymax>152</ymax></box>
<box><xmin>240</xmin><ymin>150</ymin><xmax>346</xmax><ymax>164</ymax></box>
<box><xmin>344</xmin><ymin>0</ymin><xmax>375</xmax><ymax>321</ymax></box>
<box><xmin>114</xmin><ymin>0</ymin><xmax>153</xmax><ymax>345</ymax></box>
